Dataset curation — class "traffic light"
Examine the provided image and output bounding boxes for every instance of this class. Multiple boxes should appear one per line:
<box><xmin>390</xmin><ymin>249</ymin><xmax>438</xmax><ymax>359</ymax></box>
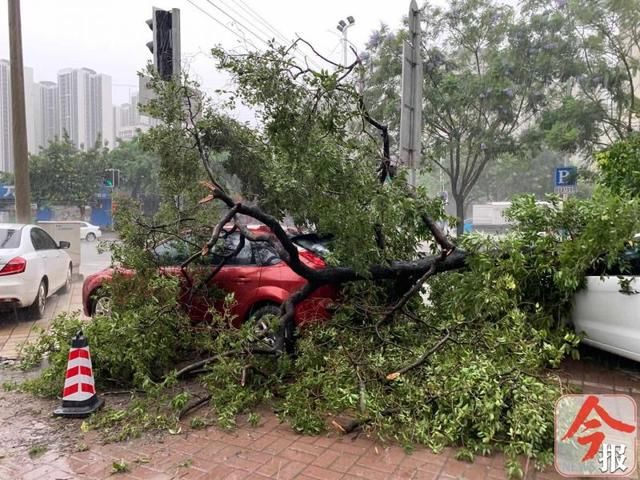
<box><xmin>102</xmin><ymin>169</ymin><xmax>120</xmax><ymax>188</ymax></box>
<box><xmin>102</xmin><ymin>171</ymin><xmax>113</xmax><ymax>188</ymax></box>
<box><xmin>146</xmin><ymin>7</ymin><xmax>181</xmax><ymax>81</ymax></box>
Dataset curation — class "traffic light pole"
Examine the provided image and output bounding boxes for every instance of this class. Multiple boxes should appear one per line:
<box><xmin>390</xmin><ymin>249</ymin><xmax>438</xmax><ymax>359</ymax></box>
<box><xmin>8</xmin><ymin>0</ymin><xmax>31</xmax><ymax>223</ymax></box>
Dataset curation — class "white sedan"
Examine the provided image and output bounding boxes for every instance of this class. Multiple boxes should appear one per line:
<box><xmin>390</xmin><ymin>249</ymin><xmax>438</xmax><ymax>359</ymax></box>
<box><xmin>79</xmin><ymin>222</ymin><xmax>102</xmax><ymax>242</ymax></box>
<box><xmin>0</xmin><ymin>224</ymin><xmax>73</xmax><ymax>319</ymax></box>
<box><xmin>572</xmin><ymin>240</ymin><xmax>640</xmax><ymax>362</ymax></box>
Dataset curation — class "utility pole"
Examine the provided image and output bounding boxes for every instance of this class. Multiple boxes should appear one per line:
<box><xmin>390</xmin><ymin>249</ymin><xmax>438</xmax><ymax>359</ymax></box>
<box><xmin>399</xmin><ymin>0</ymin><xmax>423</xmax><ymax>188</ymax></box>
<box><xmin>8</xmin><ymin>0</ymin><xmax>31</xmax><ymax>223</ymax></box>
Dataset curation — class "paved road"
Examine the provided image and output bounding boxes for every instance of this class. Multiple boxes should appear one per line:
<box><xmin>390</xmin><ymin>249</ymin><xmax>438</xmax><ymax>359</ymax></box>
<box><xmin>78</xmin><ymin>235</ymin><xmax>113</xmax><ymax>278</ymax></box>
<box><xmin>0</xmin><ymin>237</ymin><xmax>114</xmax><ymax>359</ymax></box>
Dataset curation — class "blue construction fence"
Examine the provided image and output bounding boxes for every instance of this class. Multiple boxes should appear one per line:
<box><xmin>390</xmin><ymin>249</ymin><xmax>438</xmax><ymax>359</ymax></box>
<box><xmin>1</xmin><ymin>183</ymin><xmax>112</xmax><ymax>228</ymax></box>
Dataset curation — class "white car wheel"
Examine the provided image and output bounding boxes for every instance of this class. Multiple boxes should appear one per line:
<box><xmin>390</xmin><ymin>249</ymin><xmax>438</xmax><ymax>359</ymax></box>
<box><xmin>86</xmin><ymin>232</ymin><xmax>96</xmax><ymax>242</ymax></box>
<box><xmin>26</xmin><ymin>281</ymin><xmax>47</xmax><ymax>320</ymax></box>
<box><xmin>60</xmin><ymin>265</ymin><xmax>72</xmax><ymax>294</ymax></box>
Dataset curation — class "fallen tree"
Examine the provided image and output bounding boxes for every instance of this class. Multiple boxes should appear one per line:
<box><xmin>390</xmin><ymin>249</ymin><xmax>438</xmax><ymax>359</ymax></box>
<box><xmin>18</xmin><ymin>38</ymin><xmax>640</xmax><ymax>479</ymax></box>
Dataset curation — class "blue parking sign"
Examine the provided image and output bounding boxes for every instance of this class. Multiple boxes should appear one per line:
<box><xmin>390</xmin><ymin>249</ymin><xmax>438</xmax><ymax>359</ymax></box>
<box><xmin>554</xmin><ymin>167</ymin><xmax>577</xmax><ymax>194</ymax></box>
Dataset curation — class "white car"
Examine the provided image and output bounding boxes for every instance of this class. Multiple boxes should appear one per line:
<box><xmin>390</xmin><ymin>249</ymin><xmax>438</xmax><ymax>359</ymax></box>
<box><xmin>0</xmin><ymin>224</ymin><xmax>73</xmax><ymax>319</ymax></box>
<box><xmin>572</xmin><ymin>240</ymin><xmax>640</xmax><ymax>362</ymax></box>
<box><xmin>79</xmin><ymin>222</ymin><xmax>102</xmax><ymax>242</ymax></box>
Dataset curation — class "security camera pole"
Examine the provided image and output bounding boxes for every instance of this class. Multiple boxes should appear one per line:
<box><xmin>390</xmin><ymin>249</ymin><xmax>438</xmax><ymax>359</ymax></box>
<box><xmin>7</xmin><ymin>0</ymin><xmax>31</xmax><ymax>223</ymax></box>
<box><xmin>399</xmin><ymin>0</ymin><xmax>422</xmax><ymax>188</ymax></box>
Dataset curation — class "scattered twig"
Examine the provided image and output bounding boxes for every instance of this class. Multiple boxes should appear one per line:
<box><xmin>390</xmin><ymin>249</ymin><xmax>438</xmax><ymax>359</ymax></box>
<box><xmin>101</xmin><ymin>389</ymin><xmax>145</xmax><ymax>396</ymax></box>
<box><xmin>178</xmin><ymin>395</ymin><xmax>212</xmax><ymax>420</ymax></box>
<box><xmin>331</xmin><ymin>407</ymin><xmax>402</xmax><ymax>434</ymax></box>
<box><xmin>386</xmin><ymin>329</ymin><xmax>451</xmax><ymax>380</ymax></box>
<box><xmin>174</xmin><ymin>347</ymin><xmax>279</xmax><ymax>379</ymax></box>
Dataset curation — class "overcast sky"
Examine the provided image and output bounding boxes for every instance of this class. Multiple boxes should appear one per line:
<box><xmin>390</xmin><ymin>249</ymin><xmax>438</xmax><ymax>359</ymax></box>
<box><xmin>0</xmin><ymin>0</ymin><xmax>415</xmax><ymax>106</ymax></box>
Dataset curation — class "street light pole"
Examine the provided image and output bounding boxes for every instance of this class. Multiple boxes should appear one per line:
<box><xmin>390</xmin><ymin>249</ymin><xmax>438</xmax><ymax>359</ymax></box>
<box><xmin>7</xmin><ymin>0</ymin><xmax>31</xmax><ymax>223</ymax></box>
<box><xmin>336</xmin><ymin>16</ymin><xmax>355</xmax><ymax>67</ymax></box>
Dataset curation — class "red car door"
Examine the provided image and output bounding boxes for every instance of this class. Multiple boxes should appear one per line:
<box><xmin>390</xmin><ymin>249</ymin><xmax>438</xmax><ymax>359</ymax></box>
<box><xmin>152</xmin><ymin>237</ymin><xmax>217</xmax><ymax>322</ymax></box>
<box><xmin>202</xmin><ymin>233</ymin><xmax>262</xmax><ymax>324</ymax></box>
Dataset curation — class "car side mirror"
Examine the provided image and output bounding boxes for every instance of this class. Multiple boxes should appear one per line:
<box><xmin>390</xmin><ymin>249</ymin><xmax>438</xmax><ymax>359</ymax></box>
<box><xmin>58</xmin><ymin>241</ymin><xmax>71</xmax><ymax>249</ymax></box>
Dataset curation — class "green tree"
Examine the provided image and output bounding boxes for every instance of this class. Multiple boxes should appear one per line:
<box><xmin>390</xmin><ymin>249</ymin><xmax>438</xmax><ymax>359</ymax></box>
<box><xmin>595</xmin><ymin>133</ymin><xmax>640</xmax><ymax>196</ymax></box>
<box><xmin>107</xmin><ymin>138</ymin><xmax>161</xmax><ymax>215</ymax></box>
<box><xmin>0</xmin><ymin>171</ymin><xmax>14</xmax><ymax>184</ymax></box>
<box><xmin>30</xmin><ymin>136</ymin><xmax>107</xmax><ymax>218</ymax></box>
<box><xmin>523</xmin><ymin>0</ymin><xmax>640</xmax><ymax>151</ymax></box>
<box><xmin>363</xmin><ymin>0</ymin><xmax>576</xmax><ymax>234</ymax></box>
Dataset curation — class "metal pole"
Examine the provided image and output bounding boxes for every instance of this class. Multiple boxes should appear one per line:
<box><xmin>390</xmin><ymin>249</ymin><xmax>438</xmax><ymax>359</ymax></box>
<box><xmin>399</xmin><ymin>0</ymin><xmax>422</xmax><ymax>188</ymax></box>
<box><xmin>342</xmin><ymin>29</ymin><xmax>348</xmax><ymax>67</ymax></box>
<box><xmin>8</xmin><ymin>0</ymin><xmax>31</xmax><ymax>223</ymax></box>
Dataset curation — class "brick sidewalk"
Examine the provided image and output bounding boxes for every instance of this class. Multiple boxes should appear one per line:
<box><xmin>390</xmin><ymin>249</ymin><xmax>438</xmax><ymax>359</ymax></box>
<box><xmin>0</xmin><ymin>279</ymin><xmax>87</xmax><ymax>359</ymax></box>
<box><xmin>2</xmin><ymin>356</ymin><xmax>640</xmax><ymax>480</ymax></box>
<box><xmin>0</xmin><ymin>407</ymin><xmax>569</xmax><ymax>480</ymax></box>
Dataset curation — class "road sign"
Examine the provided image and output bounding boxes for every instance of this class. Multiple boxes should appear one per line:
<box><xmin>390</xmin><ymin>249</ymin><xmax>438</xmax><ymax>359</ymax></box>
<box><xmin>554</xmin><ymin>166</ymin><xmax>577</xmax><ymax>194</ymax></box>
<box><xmin>0</xmin><ymin>184</ymin><xmax>15</xmax><ymax>199</ymax></box>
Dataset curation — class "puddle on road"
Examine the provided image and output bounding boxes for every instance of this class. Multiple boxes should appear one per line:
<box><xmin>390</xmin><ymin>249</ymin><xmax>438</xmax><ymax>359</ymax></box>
<box><xmin>0</xmin><ymin>364</ymin><xmax>80</xmax><ymax>474</ymax></box>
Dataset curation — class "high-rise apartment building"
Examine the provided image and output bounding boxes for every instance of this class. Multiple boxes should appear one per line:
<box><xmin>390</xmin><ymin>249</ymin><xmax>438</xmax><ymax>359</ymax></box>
<box><xmin>111</xmin><ymin>92</ymin><xmax>157</xmax><ymax>144</ymax></box>
<box><xmin>38</xmin><ymin>81</ymin><xmax>59</xmax><ymax>147</ymax></box>
<box><xmin>0</xmin><ymin>60</ymin><xmax>38</xmax><ymax>173</ymax></box>
<box><xmin>0</xmin><ymin>63</ymin><xmax>145</xmax><ymax>173</ymax></box>
<box><xmin>58</xmin><ymin>68</ymin><xmax>112</xmax><ymax>149</ymax></box>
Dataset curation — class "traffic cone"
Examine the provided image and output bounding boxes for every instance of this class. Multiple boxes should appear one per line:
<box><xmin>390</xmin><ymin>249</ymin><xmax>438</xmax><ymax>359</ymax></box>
<box><xmin>53</xmin><ymin>330</ymin><xmax>104</xmax><ymax>418</ymax></box>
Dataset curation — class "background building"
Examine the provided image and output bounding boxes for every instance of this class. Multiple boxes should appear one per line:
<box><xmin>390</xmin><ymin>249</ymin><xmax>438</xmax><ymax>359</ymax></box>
<box><xmin>0</xmin><ymin>60</ymin><xmax>38</xmax><ymax>173</ymax></box>
<box><xmin>0</xmin><ymin>60</ymin><xmax>11</xmax><ymax>172</ymax></box>
<box><xmin>37</xmin><ymin>81</ymin><xmax>59</xmax><ymax>148</ymax></box>
<box><xmin>0</xmin><ymin>62</ymin><xmax>153</xmax><ymax>173</ymax></box>
<box><xmin>58</xmin><ymin>68</ymin><xmax>113</xmax><ymax>149</ymax></box>
<box><xmin>112</xmin><ymin>93</ymin><xmax>157</xmax><ymax>145</ymax></box>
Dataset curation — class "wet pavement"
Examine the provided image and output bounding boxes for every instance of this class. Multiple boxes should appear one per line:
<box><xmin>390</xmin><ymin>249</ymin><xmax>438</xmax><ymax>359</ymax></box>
<box><xmin>0</xmin><ymin>347</ymin><xmax>638</xmax><ymax>479</ymax></box>
<box><xmin>0</xmin><ymin>238</ymin><xmax>112</xmax><ymax>359</ymax></box>
<box><xmin>1</xmin><ymin>238</ymin><xmax>639</xmax><ymax>479</ymax></box>
<box><xmin>0</xmin><ymin>359</ymin><xmax>639</xmax><ymax>480</ymax></box>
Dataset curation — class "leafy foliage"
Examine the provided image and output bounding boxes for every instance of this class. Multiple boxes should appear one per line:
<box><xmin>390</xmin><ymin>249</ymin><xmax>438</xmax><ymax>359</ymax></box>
<box><xmin>29</xmin><ymin>135</ymin><xmax>107</xmax><ymax>215</ymax></box>
<box><xmin>596</xmin><ymin>133</ymin><xmax>640</xmax><ymax>197</ymax></box>
<box><xmin>106</xmin><ymin>137</ymin><xmax>161</xmax><ymax>213</ymax></box>
<box><xmin>210</xmin><ymin>45</ymin><xmax>447</xmax><ymax>271</ymax></box>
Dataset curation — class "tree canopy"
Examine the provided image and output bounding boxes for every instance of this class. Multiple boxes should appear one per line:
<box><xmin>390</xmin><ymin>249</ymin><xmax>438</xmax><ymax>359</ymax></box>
<box><xmin>29</xmin><ymin>135</ymin><xmax>107</xmax><ymax>216</ymax></box>
<box><xmin>360</xmin><ymin>0</ymin><xmax>640</xmax><ymax>229</ymax></box>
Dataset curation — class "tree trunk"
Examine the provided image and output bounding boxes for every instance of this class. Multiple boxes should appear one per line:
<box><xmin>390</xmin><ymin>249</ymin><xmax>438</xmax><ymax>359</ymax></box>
<box><xmin>79</xmin><ymin>205</ymin><xmax>86</xmax><ymax>221</ymax></box>
<box><xmin>455</xmin><ymin>195</ymin><xmax>465</xmax><ymax>237</ymax></box>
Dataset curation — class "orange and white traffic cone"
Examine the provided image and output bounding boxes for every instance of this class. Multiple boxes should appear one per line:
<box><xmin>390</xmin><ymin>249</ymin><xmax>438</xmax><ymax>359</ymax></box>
<box><xmin>53</xmin><ymin>330</ymin><xmax>104</xmax><ymax>418</ymax></box>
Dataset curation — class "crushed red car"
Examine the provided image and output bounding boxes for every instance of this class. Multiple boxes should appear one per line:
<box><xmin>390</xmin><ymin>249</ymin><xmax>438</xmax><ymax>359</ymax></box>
<box><xmin>82</xmin><ymin>228</ymin><xmax>337</xmax><ymax>327</ymax></box>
